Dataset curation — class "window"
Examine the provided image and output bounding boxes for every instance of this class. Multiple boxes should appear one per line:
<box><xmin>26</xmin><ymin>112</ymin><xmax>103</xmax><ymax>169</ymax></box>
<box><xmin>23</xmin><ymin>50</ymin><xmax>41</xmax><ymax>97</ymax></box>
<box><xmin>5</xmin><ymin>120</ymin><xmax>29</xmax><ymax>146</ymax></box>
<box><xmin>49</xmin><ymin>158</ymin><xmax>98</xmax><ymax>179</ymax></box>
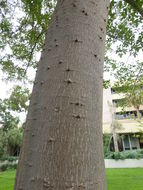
<box><xmin>122</xmin><ymin>135</ymin><xmax>138</xmax><ymax>151</ymax></box>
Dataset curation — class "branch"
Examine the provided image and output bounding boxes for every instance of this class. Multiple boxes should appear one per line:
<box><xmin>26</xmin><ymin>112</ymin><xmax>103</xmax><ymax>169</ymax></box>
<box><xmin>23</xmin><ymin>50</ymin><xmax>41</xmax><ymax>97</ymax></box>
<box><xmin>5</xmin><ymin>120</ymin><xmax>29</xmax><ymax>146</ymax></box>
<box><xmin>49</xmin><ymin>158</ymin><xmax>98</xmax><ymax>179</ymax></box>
<box><xmin>124</xmin><ymin>0</ymin><xmax>143</xmax><ymax>17</ymax></box>
<box><xmin>23</xmin><ymin>31</ymin><xmax>43</xmax><ymax>77</ymax></box>
<box><xmin>130</xmin><ymin>62</ymin><xmax>143</xmax><ymax>94</ymax></box>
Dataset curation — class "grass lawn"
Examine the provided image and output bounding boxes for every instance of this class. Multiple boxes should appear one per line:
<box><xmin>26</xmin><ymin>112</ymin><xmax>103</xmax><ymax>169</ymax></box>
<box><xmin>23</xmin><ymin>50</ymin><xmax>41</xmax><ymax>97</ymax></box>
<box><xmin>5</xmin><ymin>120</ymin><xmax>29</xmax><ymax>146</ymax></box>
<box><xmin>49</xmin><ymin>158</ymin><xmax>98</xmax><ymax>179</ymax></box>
<box><xmin>106</xmin><ymin>168</ymin><xmax>143</xmax><ymax>190</ymax></box>
<box><xmin>1</xmin><ymin>168</ymin><xmax>143</xmax><ymax>190</ymax></box>
<box><xmin>0</xmin><ymin>170</ymin><xmax>16</xmax><ymax>190</ymax></box>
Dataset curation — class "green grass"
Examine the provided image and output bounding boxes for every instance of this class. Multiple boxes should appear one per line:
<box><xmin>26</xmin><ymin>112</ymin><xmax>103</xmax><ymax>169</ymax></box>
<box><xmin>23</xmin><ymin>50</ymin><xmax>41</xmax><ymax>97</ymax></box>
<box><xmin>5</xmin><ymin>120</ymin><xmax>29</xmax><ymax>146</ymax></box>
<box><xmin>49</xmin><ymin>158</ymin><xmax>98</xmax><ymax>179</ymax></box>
<box><xmin>106</xmin><ymin>168</ymin><xmax>143</xmax><ymax>190</ymax></box>
<box><xmin>1</xmin><ymin>168</ymin><xmax>143</xmax><ymax>190</ymax></box>
<box><xmin>0</xmin><ymin>170</ymin><xmax>16</xmax><ymax>190</ymax></box>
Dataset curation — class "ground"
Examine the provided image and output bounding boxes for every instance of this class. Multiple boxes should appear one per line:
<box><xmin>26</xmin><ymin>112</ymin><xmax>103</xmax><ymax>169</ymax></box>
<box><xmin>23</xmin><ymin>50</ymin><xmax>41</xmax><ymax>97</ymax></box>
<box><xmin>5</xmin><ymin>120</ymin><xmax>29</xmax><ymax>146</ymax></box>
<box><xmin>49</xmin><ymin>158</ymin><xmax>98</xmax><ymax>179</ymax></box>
<box><xmin>106</xmin><ymin>168</ymin><xmax>143</xmax><ymax>190</ymax></box>
<box><xmin>0</xmin><ymin>170</ymin><xmax>15</xmax><ymax>190</ymax></box>
<box><xmin>0</xmin><ymin>168</ymin><xmax>143</xmax><ymax>190</ymax></box>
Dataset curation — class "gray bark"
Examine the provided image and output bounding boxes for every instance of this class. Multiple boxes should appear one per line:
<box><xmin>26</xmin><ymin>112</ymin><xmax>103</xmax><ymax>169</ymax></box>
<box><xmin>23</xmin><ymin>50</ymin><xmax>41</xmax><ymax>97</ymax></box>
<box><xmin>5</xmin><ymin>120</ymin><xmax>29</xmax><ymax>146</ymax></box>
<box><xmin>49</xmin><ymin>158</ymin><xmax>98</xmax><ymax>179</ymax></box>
<box><xmin>14</xmin><ymin>0</ymin><xmax>110</xmax><ymax>190</ymax></box>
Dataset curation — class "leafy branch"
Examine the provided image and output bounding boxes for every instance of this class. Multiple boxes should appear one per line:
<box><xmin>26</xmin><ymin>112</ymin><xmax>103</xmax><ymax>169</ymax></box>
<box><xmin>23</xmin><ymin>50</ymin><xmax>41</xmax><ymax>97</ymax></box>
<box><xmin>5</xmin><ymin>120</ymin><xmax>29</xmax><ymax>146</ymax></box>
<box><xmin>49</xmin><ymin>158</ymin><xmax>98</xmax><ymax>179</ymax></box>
<box><xmin>124</xmin><ymin>0</ymin><xmax>143</xmax><ymax>18</ymax></box>
<box><xmin>23</xmin><ymin>30</ymin><xmax>44</xmax><ymax>77</ymax></box>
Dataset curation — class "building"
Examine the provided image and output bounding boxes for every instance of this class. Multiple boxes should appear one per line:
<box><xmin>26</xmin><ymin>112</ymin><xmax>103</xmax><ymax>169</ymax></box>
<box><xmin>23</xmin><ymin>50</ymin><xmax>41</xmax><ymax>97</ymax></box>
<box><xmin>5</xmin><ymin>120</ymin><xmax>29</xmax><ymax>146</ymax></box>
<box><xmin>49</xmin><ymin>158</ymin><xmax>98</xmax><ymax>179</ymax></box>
<box><xmin>103</xmin><ymin>87</ymin><xmax>143</xmax><ymax>151</ymax></box>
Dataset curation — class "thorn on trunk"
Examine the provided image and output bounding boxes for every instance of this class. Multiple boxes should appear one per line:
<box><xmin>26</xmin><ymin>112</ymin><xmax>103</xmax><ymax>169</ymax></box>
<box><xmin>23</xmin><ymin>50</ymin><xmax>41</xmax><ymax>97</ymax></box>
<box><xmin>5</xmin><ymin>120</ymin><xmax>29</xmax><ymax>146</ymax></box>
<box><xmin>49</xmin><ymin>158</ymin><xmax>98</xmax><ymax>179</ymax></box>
<box><xmin>59</xmin><ymin>60</ymin><xmax>63</xmax><ymax>64</ymax></box>
<box><xmin>78</xmin><ymin>184</ymin><xmax>85</xmax><ymax>189</ymax></box>
<box><xmin>74</xmin><ymin>39</ymin><xmax>82</xmax><ymax>43</ymax></box>
<box><xmin>55</xmin><ymin>107</ymin><xmax>59</xmax><ymax>112</ymax></box>
<box><xmin>30</xmin><ymin>177</ymin><xmax>35</xmax><ymax>182</ymax></box>
<box><xmin>65</xmin><ymin>79</ymin><xmax>72</xmax><ymax>84</ymax></box>
<box><xmin>72</xmin><ymin>3</ymin><xmax>76</xmax><ymax>7</ymax></box>
<box><xmin>48</xmin><ymin>138</ymin><xmax>55</xmax><ymax>142</ymax></box>
<box><xmin>73</xmin><ymin>114</ymin><xmax>81</xmax><ymax>119</ymax></box>
<box><xmin>75</xmin><ymin>102</ymin><xmax>83</xmax><ymax>106</ymax></box>
<box><xmin>28</xmin><ymin>163</ymin><xmax>33</xmax><ymax>167</ymax></box>
<box><xmin>66</xmin><ymin>68</ymin><xmax>71</xmax><ymax>72</ymax></box>
<box><xmin>74</xmin><ymin>39</ymin><xmax>79</xmax><ymax>43</ymax></box>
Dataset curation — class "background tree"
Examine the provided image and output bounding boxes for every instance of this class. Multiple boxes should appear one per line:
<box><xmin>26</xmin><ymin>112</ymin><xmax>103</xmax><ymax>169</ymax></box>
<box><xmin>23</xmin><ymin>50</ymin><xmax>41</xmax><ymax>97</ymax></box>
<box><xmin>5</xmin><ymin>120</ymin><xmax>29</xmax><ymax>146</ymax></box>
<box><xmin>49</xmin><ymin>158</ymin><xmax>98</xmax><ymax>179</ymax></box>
<box><xmin>108</xmin><ymin>101</ymin><xmax>123</xmax><ymax>152</ymax></box>
<box><xmin>112</xmin><ymin>61</ymin><xmax>143</xmax><ymax>119</ymax></box>
<box><xmin>0</xmin><ymin>85</ymin><xmax>29</xmax><ymax>157</ymax></box>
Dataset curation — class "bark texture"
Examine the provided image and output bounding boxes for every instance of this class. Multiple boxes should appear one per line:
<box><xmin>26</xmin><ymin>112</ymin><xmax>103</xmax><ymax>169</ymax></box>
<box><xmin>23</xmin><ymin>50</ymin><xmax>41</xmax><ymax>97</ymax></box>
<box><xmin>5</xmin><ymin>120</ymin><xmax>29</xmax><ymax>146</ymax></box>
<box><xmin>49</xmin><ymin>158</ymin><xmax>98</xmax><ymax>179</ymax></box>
<box><xmin>14</xmin><ymin>0</ymin><xmax>110</xmax><ymax>190</ymax></box>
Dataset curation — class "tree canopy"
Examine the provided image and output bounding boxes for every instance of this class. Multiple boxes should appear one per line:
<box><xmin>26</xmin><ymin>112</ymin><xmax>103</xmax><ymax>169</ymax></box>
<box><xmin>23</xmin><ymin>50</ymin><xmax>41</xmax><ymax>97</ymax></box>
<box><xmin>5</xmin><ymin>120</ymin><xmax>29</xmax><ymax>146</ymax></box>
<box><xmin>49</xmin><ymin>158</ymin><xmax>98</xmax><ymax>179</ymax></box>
<box><xmin>0</xmin><ymin>0</ymin><xmax>143</xmax><ymax>121</ymax></box>
<box><xmin>0</xmin><ymin>0</ymin><xmax>142</xmax><ymax>80</ymax></box>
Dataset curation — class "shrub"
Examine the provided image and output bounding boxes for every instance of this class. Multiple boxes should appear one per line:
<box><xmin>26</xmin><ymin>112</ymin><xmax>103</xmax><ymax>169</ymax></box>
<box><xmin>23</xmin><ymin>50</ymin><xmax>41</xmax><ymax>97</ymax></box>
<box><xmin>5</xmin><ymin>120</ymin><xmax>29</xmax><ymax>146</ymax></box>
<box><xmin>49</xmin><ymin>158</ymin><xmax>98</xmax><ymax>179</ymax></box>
<box><xmin>113</xmin><ymin>152</ymin><xmax>121</xmax><ymax>160</ymax></box>
<box><xmin>105</xmin><ymin>152</ymin><xmax>114</xmax><ymax>159</ymax></box>
<box><xmin>8</xmin><ymin>163</ymin><xmax>18</xmax><ymax>170</ymax></box>
<box><xmin>105</xmin><ymin>149</ymin><xmax>143</xmax><ymax>160</ymax></box>
<box><xmin>0</xmin><ymin>156</ymin><xmax>18</xmax><ymax>162</ymax></box>
<box><xmin>11</xmin><ymin>163</ymin><xmax>17</xmax><ymax>169</ymax></box>
<box><xmin>0</xmin><ymin>164</ymin><xmax>9</xmax><ymax>171</ymax></box>
<box><xmin>0</xmin><ymin>162</ymin><xmax>18</xmax><ymax>171</ymax></box>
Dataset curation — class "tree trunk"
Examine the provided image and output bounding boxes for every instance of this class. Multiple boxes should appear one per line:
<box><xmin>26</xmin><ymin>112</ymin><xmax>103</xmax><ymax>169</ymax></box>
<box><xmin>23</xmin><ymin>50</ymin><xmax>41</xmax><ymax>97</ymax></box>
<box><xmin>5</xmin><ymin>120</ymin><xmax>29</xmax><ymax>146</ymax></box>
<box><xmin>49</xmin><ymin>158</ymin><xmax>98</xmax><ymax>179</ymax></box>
<box><xmin>112</xmin><ymin>131</ymin><xmax>119</xmax><ymax>152</ymax></box>
<box><xmin>136</xmin><ymin>107</ymin><xmax>141</xmax><ymax>119</ymax></box>
<box><xmin>14</xmin><ymin>0</ymin><xmax>109</xmax><ymax>190</ymax></box>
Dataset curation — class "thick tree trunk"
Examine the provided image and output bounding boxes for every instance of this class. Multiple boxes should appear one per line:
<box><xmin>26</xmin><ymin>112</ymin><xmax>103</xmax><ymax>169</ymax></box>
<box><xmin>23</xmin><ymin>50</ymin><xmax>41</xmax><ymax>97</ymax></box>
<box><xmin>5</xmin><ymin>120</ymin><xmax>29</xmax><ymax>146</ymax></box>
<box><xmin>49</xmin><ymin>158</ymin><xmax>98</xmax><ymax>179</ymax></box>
<box><xmin>14</xmin><ymin>0</ymin><xmax>109</xmax><ymax>190</ymax></box>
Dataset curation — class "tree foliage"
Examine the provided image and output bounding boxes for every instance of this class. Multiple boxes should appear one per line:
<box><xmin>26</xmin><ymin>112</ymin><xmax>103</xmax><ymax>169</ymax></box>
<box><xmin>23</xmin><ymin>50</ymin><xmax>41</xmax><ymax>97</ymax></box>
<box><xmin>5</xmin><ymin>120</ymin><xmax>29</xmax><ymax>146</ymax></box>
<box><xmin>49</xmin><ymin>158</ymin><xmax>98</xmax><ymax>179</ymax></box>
<box><xmin>0</xmin><ymin>0</ymin><xmax>143</xmax><ymax>81</ymax></box>
<box><xmin>0</xmin><ymin>85</ymin><xmax>29</xmax><ymax>157</ymax></box>
<box><xmin>0</xmin><ymin>85</ymin><xmax>29</xmax><ymax>130</ymax></box>
<box><xmin>111</xmin><ymin>61</ymin><xmax>143</xmax><ymax>117</ymax></box>
<box><xmin>0</xmin><ymin>0</ymin><xmax>56</xmax><ymax>80</ymax></box>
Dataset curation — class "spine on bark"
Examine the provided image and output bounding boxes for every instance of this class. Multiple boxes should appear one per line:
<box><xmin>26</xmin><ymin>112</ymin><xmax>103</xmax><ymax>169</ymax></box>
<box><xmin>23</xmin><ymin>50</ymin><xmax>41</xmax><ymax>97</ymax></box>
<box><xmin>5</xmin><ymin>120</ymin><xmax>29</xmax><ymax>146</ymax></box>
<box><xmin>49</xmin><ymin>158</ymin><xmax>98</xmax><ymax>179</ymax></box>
<box><xmin>65</xmin><ymin>79</ymin><xmax>72</xmax><ymax>84</ymax></box>
<box><xmin>59</xmin><ymin>60</ymin><xmax>63</xmax><ymax>64</ymax></box>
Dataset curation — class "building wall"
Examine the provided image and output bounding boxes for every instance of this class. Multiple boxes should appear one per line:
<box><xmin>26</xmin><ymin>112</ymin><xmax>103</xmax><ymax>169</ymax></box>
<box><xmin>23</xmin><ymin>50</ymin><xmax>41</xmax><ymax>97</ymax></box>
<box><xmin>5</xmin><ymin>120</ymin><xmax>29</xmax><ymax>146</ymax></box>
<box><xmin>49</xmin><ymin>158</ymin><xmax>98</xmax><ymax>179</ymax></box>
<box><xmin>103</xmin><ymin>88</ymin><xmax>112</xmax><ymax>124</ymax></box>
<box><xmin>102</xmin><ymin>87</ymin><xmax>143</xmax><ymax>134</ymax></box>
<box><xmin>105</xmin><ymin>159</ymin><xmax>143</xmax><ymax>168</ymax></box>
